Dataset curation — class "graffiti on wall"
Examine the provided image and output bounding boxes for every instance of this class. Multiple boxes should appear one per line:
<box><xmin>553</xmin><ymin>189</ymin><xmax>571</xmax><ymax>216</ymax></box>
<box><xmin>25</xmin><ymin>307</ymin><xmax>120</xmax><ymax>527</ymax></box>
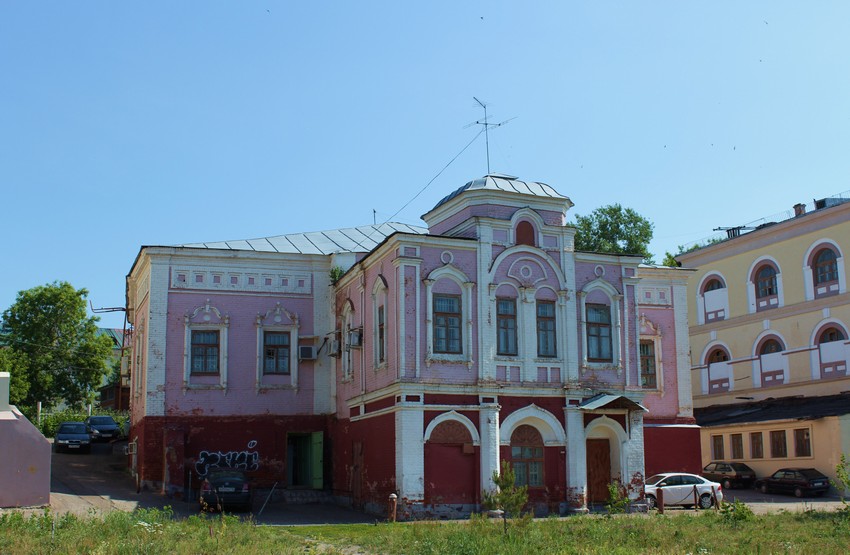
<box><xmin>194</xmin><ymin>440</ymin><xmax>260</xmax><ymax>477</ymax></box>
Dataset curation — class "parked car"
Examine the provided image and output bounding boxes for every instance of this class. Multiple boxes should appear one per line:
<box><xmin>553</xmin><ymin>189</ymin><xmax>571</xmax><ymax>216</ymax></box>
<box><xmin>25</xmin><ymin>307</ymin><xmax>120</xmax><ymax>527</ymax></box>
<box><xmin>644</xmin><ymin>472</ymin><xmax>723</xmax><ymax>509</ymax></box>
<box><xmin>85</xmin><ymin>415</ymin><xmax>122</xmax><ymax>442</ymax></box>
<box><xmin>702</xmin><ymin>461</ymin><xmax>757</xmax><ymax>489</ymax></box>
<box><xmin>754</xmin><ymin>468</ymin><xmax>831</xmax><ymax>497</ymax></box>
<box><xmin>54</xmin><ymin>421</ymin><xmax>91</xmax><ymax>453</ymax></box>
<box><xmin>199</xmin><ymin>469</ymin><xmax>252</xmax><ymax>512</ymax></box>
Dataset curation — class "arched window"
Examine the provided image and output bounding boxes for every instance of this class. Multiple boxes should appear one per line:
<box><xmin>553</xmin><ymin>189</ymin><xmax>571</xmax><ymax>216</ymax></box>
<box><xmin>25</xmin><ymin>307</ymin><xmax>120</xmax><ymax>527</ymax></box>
<box><xmin>707</xmin><ymin>348</ymin><xmax>731</xmax><ymax>393</ymax></box>
<box><xmin>751</xmin><ymin>262</ymin><xmax>780</xmax><ymax>312</ymax></box>
<box><xmin>812</xmin><ymin>248</ymin><xmax>839</xmax><ymax>299</ymax></box>
<box><xmin>705</xmin><ymin>279</ymin><xmax>724</xmax><ymax>292</ymax></box>
<box><xmin>820</xmin><ymin>327</ymin><xmax>846</xmax><ymax>344</ymax></box>
<box><xmin>515</xmin><ymin>221</ymin><xmax>535</xmax><ymax>246</ymax></box>
<box><xmin>758</xmin><ymin>338</ymin><xmax>785</xmax><ymax>387</ymax></box>
<box><xmin>510</xmin><ymin>425</ymin><xmax>544</xmax><ymax>487</ymax></box>
<box><xmin>815</xmin><ymin>249</ymin><xmax>838</xmax><ymax>284</ymax></box>
<box><xmin>756</xmin><ymin>266</ymin><xmax>777</xmax><ymax>299</ymax></box>
<box><xmin>700</xmin><ymin>275</ymin><xmax>728</xmax><ymax>322</ymax></box>
<box><xmin>817</xmin><ymin>326</ymin><xmax>847</xmax><ymax>379</ymax></box>
<box><xmin>709</xmin><ymin>349</ymin><xmax>728</xmax><ymax>364</ymax></box>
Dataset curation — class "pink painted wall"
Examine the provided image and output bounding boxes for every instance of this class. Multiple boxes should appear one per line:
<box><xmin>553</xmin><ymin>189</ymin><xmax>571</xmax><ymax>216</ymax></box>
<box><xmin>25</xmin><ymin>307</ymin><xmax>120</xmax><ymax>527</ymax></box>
<box><xmin>429</xmin><ymin>204</ymin><xmax>566</xmax><ymax>236</ymax></box>
<box><xmin>638</xmin><ymin>305</ymin><xmax>683</xmax><ymax>417</ymax></box>
<box><xmin>0</xmin><ymin>407</ymin><xmax>51</xmax><ymax>508</ymax></box>
<box><xmin>164</xmin><ymin>291</ymin><xmax>318</xmax><ymax>416</ymax></box>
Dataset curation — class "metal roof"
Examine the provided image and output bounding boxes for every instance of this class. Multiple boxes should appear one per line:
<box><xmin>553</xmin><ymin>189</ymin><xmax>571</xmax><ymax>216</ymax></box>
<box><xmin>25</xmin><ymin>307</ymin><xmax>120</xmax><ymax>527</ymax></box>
<box><xmin>578</xmin><ymin>393</ymin><xmax>648</xmax><ymax>412</ymax></box>
<box><xmin>695</xmin><ymin>394</ymin><xmax>850</xmax><ymax>427</ymax></box>
<box><xmin>178</xmin><ymin>222</ymin><xmax>428</xmax><ymax>255</ymax></box>
<box><xmin>430</xmin><ymin>174</ymin><xmax>567</xmax><ymax>213</ymax></box>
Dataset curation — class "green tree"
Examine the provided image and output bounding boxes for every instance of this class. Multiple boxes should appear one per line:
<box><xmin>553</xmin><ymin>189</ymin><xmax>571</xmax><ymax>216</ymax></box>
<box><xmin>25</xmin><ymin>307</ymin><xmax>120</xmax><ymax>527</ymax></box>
<box><xmin>573</xmin><ymin>204</ymin><xmax>654</xmax><ymax>263</ymax></box>
<box><xmin>1</xmin><ymin>282</ymin><xmax>113</xmax><ymax>409</ymax></box>
<box><xmin>0</xmin><ymin>348</ymin><xmax>30</xmax><ymax>404</ymax></box>
<box><xmin>482</xmin><ymin>460</ymin><xmax>529</xmax><ymax>533</ymax></box>
<box><xmin>661</xmin><ymin>252</ymin><xmax>679</xmax><ymax>267</ymax></box>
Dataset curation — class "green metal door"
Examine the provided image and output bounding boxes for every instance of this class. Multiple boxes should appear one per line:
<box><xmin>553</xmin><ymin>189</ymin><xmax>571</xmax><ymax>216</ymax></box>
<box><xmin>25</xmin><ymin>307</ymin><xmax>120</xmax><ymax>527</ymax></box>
<box><xmin>311</xmin><ymin>432</ymin><xmax>324</xmax><ymax>489</ymax></box>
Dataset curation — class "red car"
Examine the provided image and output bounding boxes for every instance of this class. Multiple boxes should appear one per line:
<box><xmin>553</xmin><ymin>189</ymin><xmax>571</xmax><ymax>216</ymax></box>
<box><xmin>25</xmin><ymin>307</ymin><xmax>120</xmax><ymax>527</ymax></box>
<box><xmin>755</xmin><ymin>468</ymin><xmax>830</xmax><ymax>498</ymax></box>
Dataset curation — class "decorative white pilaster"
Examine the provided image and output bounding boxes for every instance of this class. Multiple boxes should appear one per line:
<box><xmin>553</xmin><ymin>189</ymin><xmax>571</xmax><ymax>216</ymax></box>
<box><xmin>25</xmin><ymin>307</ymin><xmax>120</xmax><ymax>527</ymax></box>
<box><xmin>564</xmin><ymin>407</ymin><xmax>587</xmax><ymax>510</ymax></box>
<box><xmin>395</xmin><ymin>408</ymin><xmax>425</xmax><ymax>501</ymax></box>
<box><xmin>479</xmin><ymin>403</ymin><xmax>501</xmax><ymax>494</ymax></box>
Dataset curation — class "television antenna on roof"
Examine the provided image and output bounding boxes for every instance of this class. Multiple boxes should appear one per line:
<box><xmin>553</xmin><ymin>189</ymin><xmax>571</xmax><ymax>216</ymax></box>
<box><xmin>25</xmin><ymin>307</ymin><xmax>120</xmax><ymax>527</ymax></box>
<box><xmin>465</xmin><ymin>97</ymin><xmax>516</xmax><ymax>174</ymax></box>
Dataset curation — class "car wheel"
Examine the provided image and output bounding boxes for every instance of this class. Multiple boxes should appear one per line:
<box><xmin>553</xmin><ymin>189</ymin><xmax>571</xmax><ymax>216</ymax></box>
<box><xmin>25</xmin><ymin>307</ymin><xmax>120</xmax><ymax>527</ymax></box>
<box><xmin>699</xmin><ymin>493</ymin><xmax>713</xmax><ymax>509</ymax></box>
<box><xmin>723</xmin><ymin>479</ymin><xmax>732</xmax><ymax>490</ymax></box>
<box><xmin>760</xmin><ymin>483</ymin><xmax>769</xmax><ymax>494</ymax></box>
<box><xmin>794</xmin><ymin>487</ymin><xmax>804</xmax><ymax>498</ymax></box>
<box><xmin>646</xmin><ymin>495</ymin><xmax>657</xmax><ymax>510</ymax></box>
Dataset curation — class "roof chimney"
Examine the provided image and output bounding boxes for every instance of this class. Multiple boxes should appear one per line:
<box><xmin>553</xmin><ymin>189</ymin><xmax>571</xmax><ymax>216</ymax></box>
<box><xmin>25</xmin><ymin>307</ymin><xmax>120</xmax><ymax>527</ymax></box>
<box><xmin>0</xmin><ymin>372</ymin><xmax>10</xmax><ymax>412</ymax></box>
<box><xmin>793</xmin><ymin>203</ymin><xmax>806</xmax><ymax>217</ymax></box>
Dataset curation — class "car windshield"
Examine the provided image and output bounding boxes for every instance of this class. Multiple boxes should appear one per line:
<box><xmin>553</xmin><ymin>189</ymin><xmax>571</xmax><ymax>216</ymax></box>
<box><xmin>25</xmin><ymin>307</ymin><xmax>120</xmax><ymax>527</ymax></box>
<box><xmin>645</xmin><ymin>475</ymin><xmax>667</xmax><ymax>485</ymax></box>
<box><xmin>59</xmin><ymin>424</ymin><xmax>87</xmax><ymax>434</ymax></box>
<box><xmin>730</xmin><ymin>463</ymin><xmax>752</xmax><ymax>471</ymax></box>
<box><xmin>89</xmin><ymin>417</ymin><xmax>116</xmax><ymax>425</ymax></box>
<box><xmin>799</xmin><ymin>469</ymin><xmax>826</xmax><ymax>479</ymax></box>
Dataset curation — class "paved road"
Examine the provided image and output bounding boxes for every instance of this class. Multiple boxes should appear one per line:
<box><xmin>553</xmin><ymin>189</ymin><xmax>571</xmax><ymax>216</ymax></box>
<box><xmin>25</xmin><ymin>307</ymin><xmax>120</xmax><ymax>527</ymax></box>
<box><xmin>3</xmin><ymin>440</ymin><xmax>373</xmax><ymax>525</ymax></box>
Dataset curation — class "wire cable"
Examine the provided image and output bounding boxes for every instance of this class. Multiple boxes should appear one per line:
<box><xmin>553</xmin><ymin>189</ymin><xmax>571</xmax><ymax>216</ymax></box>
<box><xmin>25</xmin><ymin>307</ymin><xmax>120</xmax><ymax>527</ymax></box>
<box><xmin>380</xmin><ymin>128</ymin><xmax>485</xmax><ymax>226</ymax></box>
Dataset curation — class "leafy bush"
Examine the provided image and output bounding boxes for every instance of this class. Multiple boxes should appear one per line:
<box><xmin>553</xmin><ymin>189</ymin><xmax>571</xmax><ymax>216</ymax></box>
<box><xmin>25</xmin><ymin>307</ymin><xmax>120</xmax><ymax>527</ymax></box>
<box><xmin>718</xmin><ymin>499</ymin><xmax>754</xmax><ymax>524</ymax></box>
<box><xmin>605</xmin><ymin>481</ymin><xmax>630</xmax><ymax>514</ymax></box>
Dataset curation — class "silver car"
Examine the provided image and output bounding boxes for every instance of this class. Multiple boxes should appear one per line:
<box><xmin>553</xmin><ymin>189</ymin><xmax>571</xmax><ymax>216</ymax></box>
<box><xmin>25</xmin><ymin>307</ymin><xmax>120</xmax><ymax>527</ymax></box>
<box><xmin>645</xmin><ymin>472</ymin><xmax>723</xmax><ymax>509</ymax></box>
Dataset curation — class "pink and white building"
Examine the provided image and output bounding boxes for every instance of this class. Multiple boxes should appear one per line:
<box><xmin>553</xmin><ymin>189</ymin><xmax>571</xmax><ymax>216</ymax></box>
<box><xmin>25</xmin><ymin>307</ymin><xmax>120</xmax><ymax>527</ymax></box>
<box><xmin>125</xmin><ymin>174</ymin><xmax>698</xmax><ymax>515</ymax></box>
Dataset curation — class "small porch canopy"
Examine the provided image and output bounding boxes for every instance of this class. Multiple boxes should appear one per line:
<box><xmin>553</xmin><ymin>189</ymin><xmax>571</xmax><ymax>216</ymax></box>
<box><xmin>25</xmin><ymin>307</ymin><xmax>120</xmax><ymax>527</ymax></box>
<box><xmin>578</xmin><ymin>394</ymin><xmax>648</xmax><ymax>412</ymax></box>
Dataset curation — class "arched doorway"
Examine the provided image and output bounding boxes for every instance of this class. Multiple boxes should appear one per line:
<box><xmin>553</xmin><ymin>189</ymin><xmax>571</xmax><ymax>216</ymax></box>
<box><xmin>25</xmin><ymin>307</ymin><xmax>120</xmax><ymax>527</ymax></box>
<box><xmin>585</xmin><ymin>417</ymin><xmax>625</xmax><ymax>505</ymax></box>
<box><xmin>424</xmin><ymin>419</ymin><xmax>477</xmax><ymax>505</ymax></box>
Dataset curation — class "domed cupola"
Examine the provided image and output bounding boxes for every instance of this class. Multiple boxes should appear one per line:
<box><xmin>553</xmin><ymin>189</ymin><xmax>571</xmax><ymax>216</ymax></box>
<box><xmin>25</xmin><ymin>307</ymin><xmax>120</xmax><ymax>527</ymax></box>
<box><xmin>422</xmin><ymin>174</ymin><xmax>573</xmax><ymax>236</ymax></box>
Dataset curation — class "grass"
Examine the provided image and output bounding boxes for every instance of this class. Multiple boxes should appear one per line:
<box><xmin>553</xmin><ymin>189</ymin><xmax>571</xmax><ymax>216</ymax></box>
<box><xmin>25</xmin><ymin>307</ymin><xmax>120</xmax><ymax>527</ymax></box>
<box><xmin>1</xmin><ymin>507</ymin><xmax>848</xmax><ymax>555</ymax></box>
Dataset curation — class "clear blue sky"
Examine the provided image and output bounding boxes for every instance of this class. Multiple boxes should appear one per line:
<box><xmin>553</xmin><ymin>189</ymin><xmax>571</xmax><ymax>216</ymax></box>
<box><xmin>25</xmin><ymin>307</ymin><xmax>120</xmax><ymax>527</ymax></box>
<box><xmin>3</xmin><ymin>2</ymin><xmax>850</xmax><ymax>329</ymax></box>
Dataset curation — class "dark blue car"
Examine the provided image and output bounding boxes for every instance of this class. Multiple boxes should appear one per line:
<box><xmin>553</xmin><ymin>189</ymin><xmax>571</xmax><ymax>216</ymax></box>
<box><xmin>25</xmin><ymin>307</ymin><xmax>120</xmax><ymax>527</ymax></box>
<box><xmin>85</xmin><ymin>415</ymin><xmax>123</xmax><ymax>442</ymax></box>
<box><xmin>54</xmin><ymin>421</ymin><xmax>91</xmax><ymax>453</ymax></box>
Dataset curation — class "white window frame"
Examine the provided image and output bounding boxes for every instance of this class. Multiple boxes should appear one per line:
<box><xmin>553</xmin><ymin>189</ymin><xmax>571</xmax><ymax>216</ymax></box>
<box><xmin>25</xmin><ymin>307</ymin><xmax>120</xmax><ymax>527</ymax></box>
<box><xmin>424</xmin><ymin>265</ymin><xmax>474</xmax><ymax>368</ymax></box>
<box><xmin>183</xmin><ymin>300</ymin><xmax>229</xmax><ymax>390</ymax></box>
<box><xmin>256</xmin><ymin>302</ymin><xmax>299</xmax><ymax>389</ymax></box>
<box><xmin>638</xmin><ymin>315</ymin><xmax>663</xmax><ymax>391</ymax></box>
<box><xmin>372</xmin><ymin>276</ymin><xmax>388</xmax><ymax>370</ymax></box>
<box><xmin>746</xmin><ymin>256</ymin><xmax>784</xmax><ymax>313</ymax></box>
<box><xmin>803</xmin><ymin>239</ymin><xmax>846</xmax><ymax>300</ymax></box>
<box><xmin>579</xmin><ymin>278</ymin><xmax>622</xmax><ymax>372</ymax></box>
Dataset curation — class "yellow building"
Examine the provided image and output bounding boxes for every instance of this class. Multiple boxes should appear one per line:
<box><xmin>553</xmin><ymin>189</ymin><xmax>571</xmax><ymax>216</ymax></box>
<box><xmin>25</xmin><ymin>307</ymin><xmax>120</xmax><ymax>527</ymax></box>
<box><xmin>678</xmin><ymin>194</ymin><xmax>850</xmax><ymax>494</ymax></box>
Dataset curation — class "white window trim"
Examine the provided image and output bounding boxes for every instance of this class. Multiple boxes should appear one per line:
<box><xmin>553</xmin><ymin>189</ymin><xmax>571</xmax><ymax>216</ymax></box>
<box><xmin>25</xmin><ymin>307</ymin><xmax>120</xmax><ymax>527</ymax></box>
<box><xmin>341</xmin><ymin>303</ymin><xmax>354</xmax><ymax>380</ymax></box>
<box><xmin>803</xmin><ymin>239</ymin><xmax>846</xmax><ymax>300</ymax></box>
<box><xmin>183</xmin><ymin>300</ymin><xmax>229</xmax><ymax>391</ymax></box>
<box><xmin>579</xmin><ymin>279</ymin><xmax>622</xmax><ymax>373</ymax></box>
<box><xmin>695</xmin><ymin>272</ymin><xmax>729</xmax><ymax>325</ymax></box>
<box><xmin>372</xmin><ymin>276</ymin><xmax>388</xmax><ymax>371</ymax></box>
<box><xmin>424</xmin><ymin>265</ymin><xmax>474</xmax><ymax>369</ymax></box>
<box><xmin>255</xmin><ymin>302</ymin><xmax>300</xmax><ymax>390</ymax></box>
<box><xmin>746</xmin><ymin>256</ymin><xmax>784</xmax><ymax>313</ymax></box>
<box><xmin>638</xmin><ymin>314</ymin><xmax>663</xmax><ymax>392</ymax></box>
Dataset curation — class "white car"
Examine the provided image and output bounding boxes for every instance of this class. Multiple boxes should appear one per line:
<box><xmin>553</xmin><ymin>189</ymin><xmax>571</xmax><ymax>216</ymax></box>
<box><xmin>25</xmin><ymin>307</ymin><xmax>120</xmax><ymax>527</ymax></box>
<box><xmin>644</xmin><ymin>472</ymin><xmax>723</xmax><ymax>509</ymax></box>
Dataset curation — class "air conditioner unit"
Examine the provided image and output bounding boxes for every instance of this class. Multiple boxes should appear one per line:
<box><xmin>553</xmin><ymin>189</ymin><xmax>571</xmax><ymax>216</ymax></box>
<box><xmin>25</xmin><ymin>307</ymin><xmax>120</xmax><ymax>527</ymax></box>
<box><xmin>299</xmin><ymin>345</ymin><xmax>317</xmax><ymax>360</ymax></box>
<box><xmin>329</xmin><ymin>339</ymin><xmax>341</xmax><ymax>357</ymax></box>
<box><xmin>349</xmin><ymin>329</ymin><xmax>363</xmax><ymax>348</ymax></box>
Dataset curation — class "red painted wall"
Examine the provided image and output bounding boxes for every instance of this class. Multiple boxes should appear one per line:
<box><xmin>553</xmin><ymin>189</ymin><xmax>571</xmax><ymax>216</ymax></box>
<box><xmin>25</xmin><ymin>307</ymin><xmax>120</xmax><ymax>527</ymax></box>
<box><xmin>424</xmin><ymin>444</ymin><xmax>478</xmax><ymax>504</ymax></box>
<box><xmin>644</xmin><ymin>426</ymin><xmax>702</xmax><ymax>476</ymax></box>
<box><xmin>331</xmin><ymin>414</ymin><xmax>397</xmax><ymax>508</ymax></box>
<box><xmin>132</xmin><ymin>414</ymin><xmax>328</xmax><ymax>494</ymax></box>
